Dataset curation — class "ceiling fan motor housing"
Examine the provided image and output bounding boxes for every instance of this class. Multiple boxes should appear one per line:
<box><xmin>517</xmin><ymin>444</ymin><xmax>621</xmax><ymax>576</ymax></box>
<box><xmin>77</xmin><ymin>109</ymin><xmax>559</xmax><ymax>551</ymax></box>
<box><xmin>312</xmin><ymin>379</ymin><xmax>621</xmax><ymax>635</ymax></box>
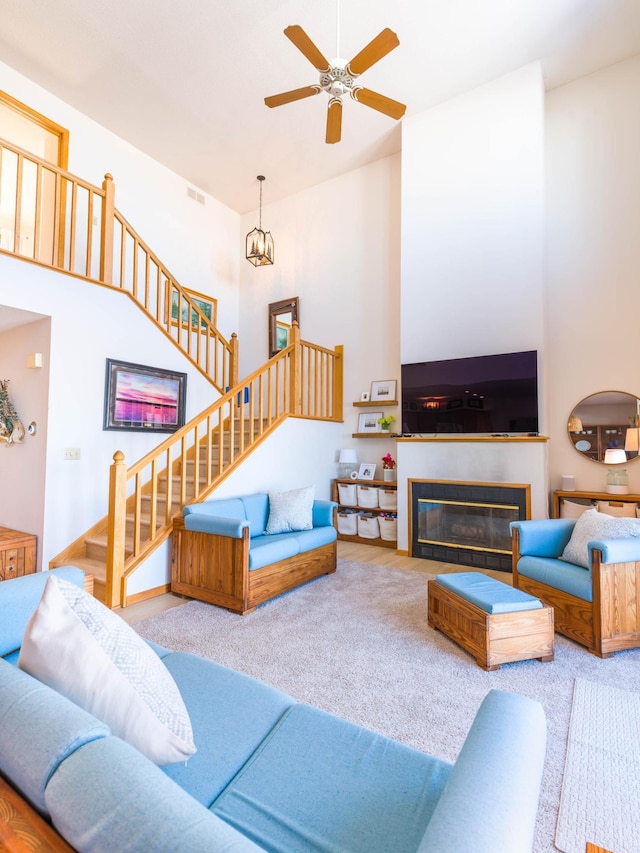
<box><xmin>320</xmin><ymin>62</ymin><xmax>355</xmax><ymax>99</ymax></box>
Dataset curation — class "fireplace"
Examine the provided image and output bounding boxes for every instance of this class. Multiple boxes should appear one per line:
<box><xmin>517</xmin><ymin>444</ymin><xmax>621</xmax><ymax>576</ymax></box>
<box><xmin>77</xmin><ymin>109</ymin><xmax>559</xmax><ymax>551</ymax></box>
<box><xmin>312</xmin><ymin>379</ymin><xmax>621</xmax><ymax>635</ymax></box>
<box><xmin>410</xmin><ymin>480</ymin><xmax>530</xmax><ymax>572</ymax></box>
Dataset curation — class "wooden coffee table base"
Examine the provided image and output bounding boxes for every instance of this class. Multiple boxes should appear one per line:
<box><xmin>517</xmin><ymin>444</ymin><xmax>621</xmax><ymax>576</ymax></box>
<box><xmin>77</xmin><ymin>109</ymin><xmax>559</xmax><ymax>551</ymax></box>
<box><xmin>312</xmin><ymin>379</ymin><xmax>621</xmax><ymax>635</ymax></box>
<box><xmin>427</xmin><ymin>579</ymin><xmax>554</xmax><ymax>671</ymax></box>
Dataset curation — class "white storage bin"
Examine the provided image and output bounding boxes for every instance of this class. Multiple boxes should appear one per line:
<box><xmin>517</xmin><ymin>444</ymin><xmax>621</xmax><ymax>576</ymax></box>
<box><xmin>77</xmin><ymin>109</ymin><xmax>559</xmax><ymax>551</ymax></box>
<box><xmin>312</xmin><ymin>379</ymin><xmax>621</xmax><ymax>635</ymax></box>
<box><xmin>338</xmin><ymin>482</ymin><xmax>358</xmax><ymax>507</ymax></box>
<box><xmin>378</xmin><ymin>489</ymin><xmax>397</xmax><ymax>510</ymax></box>
<box><xmin>358</xmin><ymin>513</ymin><xmax>380</xmax><ymax>539</ymax></box>
<box><xmin>337</xmin><ymin>509</ymin><xmax>359</xmax><ymax>536</ymax></box>
<box><xmin>379</xmin><ymin>515</ymin><xmax>397</xmax><ymax>541</ymax></box>
<box><xmin>357</xmin><ymin>485</ymin><xmax>379</xmax><ymax>509</ymax></box>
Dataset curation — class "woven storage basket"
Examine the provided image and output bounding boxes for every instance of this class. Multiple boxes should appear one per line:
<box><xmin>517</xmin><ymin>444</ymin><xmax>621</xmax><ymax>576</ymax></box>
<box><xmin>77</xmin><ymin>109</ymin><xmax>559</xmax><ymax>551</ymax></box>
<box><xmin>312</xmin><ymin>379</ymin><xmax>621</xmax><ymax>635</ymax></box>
<box><xmin>379</xmin><ymin>516</ymin><xmax>397</xmax><ymax>541</ymax></box>
<box><xmin>337</xmin><ymin>482</ymin><xmax>358</xmax><ymax>507</ymax></box>
<box><xmin>378</xmin><ymin>489</ymin><xmax>397</xmax><ymax>510</ymax></box>
<box><xmin>337</xmin><ymin>509</ymin><xmax>359</xmax><ymax>536</ymax></box>
<box><xmin>357</xmin><ymin>513</ymin><xmax>380</xmax><ymax>539</ymax></box>
<box><xmin>357</xmin><ymin>485</ymin><xmax>379</xmax><ymax>509</ymax></box>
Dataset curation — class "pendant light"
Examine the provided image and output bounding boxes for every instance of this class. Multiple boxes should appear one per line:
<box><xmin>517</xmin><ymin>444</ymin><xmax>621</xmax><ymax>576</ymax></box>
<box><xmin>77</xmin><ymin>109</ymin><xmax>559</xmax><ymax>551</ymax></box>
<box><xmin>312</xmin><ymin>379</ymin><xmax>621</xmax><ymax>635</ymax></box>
<box><xmin>246</xmin><ymin>175</ymin><xmax>274</xmax><ymax>266</ymax></box>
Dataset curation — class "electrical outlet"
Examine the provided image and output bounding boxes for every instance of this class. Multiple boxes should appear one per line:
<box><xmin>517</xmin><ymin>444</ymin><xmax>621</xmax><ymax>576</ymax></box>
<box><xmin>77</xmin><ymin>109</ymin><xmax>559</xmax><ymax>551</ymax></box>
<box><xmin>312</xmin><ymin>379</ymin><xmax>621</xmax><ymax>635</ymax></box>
<box><xmin>64</xmin><ymin>448</ymin><xmax>81</xmax><ymax>460</ymax></box>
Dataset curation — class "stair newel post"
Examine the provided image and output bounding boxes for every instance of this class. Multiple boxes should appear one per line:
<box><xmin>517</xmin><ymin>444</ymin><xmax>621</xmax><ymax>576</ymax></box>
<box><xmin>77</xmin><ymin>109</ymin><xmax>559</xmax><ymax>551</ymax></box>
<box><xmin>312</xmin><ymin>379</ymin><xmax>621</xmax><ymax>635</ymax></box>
<box><xmin>229</xmin><ymin>332</ymin><xmax>239</xmax><ymax>390</ymax></box>
<box><xmin>333</xmin><ymin>344</ymin><xmax>344</xmax><ymax>421</ymax></box>
<box><xmin>106</xmin><ymin>450</ymin><xmax>127</xmax><ymax>609</ymax></box>
<box><xmin>100</xmin><ymin>173</ymin><xmax>115</xmax><ymax>285</ymax></box>
<box><xmin>289</xmin><ymin>320</ymin><xmax>301</xmax><ymax>416</ymax></box>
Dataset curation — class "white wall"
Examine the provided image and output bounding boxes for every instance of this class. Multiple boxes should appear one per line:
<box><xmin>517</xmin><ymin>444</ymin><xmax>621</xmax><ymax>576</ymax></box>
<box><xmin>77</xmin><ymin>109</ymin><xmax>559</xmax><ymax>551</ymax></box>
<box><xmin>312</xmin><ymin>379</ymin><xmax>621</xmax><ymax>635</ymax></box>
<box><xmin>237</xmin><ymin>155</ymin><xmax>403</xmax><ymax>480</ymax></box>
<box><xmin>0</xmin><ymin>316</ymin><xmax>50</xmax><ymax>566</ymax></box>
<box><xmin>545</xmin><ymin>54</ymin><xmax>640</xmax><ymax>494</ymax></box>
<box><xmin>400</xmin><ymin>63</ymin><xmax>545</xmax><ymax>373</ymax></box>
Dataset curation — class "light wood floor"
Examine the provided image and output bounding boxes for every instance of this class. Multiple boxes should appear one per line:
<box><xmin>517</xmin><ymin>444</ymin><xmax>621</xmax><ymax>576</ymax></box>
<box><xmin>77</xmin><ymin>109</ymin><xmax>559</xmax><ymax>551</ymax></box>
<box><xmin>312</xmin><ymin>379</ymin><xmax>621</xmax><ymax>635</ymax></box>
<box><xmin>118</xmin><ymin>541</ymin><xmax>512</xmax><ymax>625</ymax></box>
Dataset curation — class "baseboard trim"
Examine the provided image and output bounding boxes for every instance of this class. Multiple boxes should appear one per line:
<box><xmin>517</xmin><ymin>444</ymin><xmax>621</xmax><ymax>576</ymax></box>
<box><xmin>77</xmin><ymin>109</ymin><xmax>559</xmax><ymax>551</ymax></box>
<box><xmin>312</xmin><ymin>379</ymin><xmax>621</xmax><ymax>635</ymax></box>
<box><xmin>125</xmin><ymin>583</ymin><xmax>171</xmax><ymax>607</ymax></box>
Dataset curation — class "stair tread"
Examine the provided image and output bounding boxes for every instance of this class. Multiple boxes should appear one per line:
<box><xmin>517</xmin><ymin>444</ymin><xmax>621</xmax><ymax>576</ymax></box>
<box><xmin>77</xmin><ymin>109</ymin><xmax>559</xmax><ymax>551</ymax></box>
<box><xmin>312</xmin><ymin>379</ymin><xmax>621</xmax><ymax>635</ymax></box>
<box><xmin>57</xmin><ymin>556</ymin><xmax>108</xmax><ymax>582</ymax></box>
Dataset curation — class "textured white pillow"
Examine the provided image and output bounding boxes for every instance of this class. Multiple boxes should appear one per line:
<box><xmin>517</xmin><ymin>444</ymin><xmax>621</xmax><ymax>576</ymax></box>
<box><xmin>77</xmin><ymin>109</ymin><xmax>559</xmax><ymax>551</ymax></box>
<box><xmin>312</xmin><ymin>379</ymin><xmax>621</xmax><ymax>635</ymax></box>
<box><xmin>18</xmin><ymin>575</ymin><xmax>196</xmax><ymax>765</ymax></box>
<box><xmin>265</xmin><ymin>485</ymin><xmax>314</xmax><ymax>534</ymax></box>
<box><xmin>560</xmin><ymin>508</ymin><xmax>640</xmax><ymax>569</ymax></box>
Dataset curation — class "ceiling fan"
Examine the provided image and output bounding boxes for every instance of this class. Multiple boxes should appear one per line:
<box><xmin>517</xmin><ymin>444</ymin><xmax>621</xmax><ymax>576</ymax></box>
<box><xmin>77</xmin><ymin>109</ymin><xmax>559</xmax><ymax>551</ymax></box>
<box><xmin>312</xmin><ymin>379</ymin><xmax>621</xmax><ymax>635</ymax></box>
<box><xmin>264</xmin><ymin>23</ymin><xmax>406</xmax><ymax>144</ymax></box>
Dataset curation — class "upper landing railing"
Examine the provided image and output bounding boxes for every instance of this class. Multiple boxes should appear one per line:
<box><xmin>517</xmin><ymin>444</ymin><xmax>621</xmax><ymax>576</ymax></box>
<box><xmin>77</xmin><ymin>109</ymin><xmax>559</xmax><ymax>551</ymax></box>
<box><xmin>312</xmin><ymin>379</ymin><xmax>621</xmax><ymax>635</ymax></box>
<box><xmin>0</xmin><ymin>137</ymin><xmax>236</xmax><ymax>392</ymax></box>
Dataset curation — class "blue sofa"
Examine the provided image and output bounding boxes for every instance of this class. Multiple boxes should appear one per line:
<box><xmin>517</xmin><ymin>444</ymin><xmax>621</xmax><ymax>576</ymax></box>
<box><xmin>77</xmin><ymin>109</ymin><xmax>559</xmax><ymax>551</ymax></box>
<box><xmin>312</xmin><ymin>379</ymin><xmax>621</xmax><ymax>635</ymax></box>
<box><xmin>511</xmin><ymin>517</ymin><xmax>640</xmax><ymax>657</ymax></box>
<box><xmin>0</xmin><ymin>567</ymin><xmax>547</xmax><ymax>853</ymax></box>
<box><xmin>172</xmin><ymin>493</ymin><xmax>338</xmax><ymax>614</ymax></box>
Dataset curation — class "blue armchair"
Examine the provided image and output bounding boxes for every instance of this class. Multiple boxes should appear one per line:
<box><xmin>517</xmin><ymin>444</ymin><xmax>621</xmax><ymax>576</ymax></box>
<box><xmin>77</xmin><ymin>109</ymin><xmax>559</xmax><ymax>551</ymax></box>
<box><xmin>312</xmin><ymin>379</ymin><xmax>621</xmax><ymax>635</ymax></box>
<box><xmin>510</xmin><ymin>518</ymin><xmax>640</xmax><ymax>657</ymax></box>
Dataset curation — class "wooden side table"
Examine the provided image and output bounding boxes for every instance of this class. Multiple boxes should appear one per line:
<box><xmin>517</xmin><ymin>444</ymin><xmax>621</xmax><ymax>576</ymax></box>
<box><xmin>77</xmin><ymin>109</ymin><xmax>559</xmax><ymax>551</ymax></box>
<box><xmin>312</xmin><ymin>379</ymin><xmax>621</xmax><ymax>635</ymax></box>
<box><xmin>0</xmin><ymin>526</ymin><xmax>37</xmax><ymax>581</ymax></box>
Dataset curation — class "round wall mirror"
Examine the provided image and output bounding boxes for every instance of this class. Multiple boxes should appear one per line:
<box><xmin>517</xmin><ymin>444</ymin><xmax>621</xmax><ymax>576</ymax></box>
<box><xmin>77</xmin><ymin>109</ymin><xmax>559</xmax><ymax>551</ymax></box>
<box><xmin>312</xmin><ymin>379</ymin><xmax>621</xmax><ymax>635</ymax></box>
<box><xmin>567</xmin><ymin>391</ymin><xmax>640</xmax><ymax>463</ymax></box>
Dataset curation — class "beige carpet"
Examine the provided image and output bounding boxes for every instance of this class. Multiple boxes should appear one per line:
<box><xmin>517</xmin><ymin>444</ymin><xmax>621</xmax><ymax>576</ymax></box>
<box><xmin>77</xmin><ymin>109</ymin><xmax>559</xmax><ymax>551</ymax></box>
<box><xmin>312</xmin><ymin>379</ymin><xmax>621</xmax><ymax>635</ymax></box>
<box><xmin>134</xmin><ymin>560</ymin><xmax>640</xmax><ymax>852</ymax></box>
<box><xmin>555</xmin><ymin>678</ymin><xmax>640</xmax><ymax>853</ymax></box>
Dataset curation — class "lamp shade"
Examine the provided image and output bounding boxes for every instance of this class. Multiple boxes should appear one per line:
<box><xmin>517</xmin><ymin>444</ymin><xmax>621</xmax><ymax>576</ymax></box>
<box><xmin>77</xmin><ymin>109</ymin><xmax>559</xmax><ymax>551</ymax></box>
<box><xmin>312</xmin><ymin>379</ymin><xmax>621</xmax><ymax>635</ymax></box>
<box><xmin>339</xmin><ymin>449</ymin><xmax>358</xmax><ymax>464</ymax></box>
<box><xmin>567</xmin><ymin>416</ymin><xmax>583</xmax><ymax>433</ymax></box>
<box><xmin>625</xmin><ymin>428</ymin><xmax>640</xmax><ymax>452</ymax></box>
<box><xmin>604</xmin><ymin>448</ymin><xmax>627</xmax><ymax>464</ymax></box>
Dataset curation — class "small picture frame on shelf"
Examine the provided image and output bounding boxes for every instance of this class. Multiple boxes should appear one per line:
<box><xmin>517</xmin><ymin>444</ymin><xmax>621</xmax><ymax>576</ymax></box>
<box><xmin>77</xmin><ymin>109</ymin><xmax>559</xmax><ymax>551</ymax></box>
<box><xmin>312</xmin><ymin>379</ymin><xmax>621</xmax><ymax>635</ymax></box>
<box><xmin>358</xmin><ymin>412</ymin><xmax>383</xmax><ymax>433</ymax></box>
<box><xmin>360</xmin><ymin>391</ymin><xmax>370</xmax><ymax>402</ymax></box>
<box><xmin>370</xmin><ymin>379</ymin><xmax>396</xmax><ymax>402</ymax></box>
<box><xmin>358</xmin><ymin>463</ymin><xmax>376</xmax><ymax>480</ymax></box>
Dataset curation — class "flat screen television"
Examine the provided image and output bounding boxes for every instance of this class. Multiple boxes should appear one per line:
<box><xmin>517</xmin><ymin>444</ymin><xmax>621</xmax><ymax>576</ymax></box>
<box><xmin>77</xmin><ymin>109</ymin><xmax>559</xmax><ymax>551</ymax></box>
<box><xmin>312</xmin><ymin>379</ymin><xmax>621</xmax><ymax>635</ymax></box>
<box><xmin>401</xmin><ymin>350</ymin><xmax>538</xmax><ymax>435</ymax></box>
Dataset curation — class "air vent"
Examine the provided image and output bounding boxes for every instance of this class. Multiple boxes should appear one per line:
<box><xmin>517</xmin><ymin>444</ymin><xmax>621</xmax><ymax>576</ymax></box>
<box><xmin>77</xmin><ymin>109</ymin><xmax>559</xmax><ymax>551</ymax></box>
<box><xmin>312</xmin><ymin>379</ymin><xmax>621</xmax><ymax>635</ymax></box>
<box><xmin>187</xmin><ymin>186</ymin><xmax>205</xmax><ymax>205</ymax></box>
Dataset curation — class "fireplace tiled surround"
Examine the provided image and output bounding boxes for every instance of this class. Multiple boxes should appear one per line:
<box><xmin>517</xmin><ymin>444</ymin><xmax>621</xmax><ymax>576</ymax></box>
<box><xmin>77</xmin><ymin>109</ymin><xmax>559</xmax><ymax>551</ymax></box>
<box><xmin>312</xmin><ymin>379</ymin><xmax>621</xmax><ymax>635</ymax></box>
<box><xmin>395</xmin><ymin>436</ymin><xmax>549</xmax><ymax>556</ymax></box>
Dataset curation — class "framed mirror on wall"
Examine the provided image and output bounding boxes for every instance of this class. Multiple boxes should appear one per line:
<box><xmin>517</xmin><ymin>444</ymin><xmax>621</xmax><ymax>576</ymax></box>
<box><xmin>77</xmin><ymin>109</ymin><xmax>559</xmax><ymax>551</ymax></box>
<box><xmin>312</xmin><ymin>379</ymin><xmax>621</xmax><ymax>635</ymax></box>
<box><xmin>567</xmin><ymin>390</ymin><xmax>640</xmax><ymax>463</ymax></box>
<box><xmin>268</xmin><ymin>297</ymin><xmax>299</xmax><ymax>358</ymax></box>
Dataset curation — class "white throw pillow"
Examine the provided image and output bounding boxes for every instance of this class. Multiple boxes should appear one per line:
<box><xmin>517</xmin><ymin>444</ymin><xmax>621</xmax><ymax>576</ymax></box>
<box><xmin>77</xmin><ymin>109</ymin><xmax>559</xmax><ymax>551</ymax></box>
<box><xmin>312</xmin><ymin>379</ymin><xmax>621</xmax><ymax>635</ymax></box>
<box><xmin>560</xmin><ymin>508</ymin><xmax>640</xmax><ymax>569</ymax></box>
<box><xmin>265</xmin><ymin>485</ymin><xmax>314</xmax><ymax>534</ymax></box>
<box><xmin>18</xmin><ymin>575</ymin><xmax>196</xmax><ymax>765</ymax></box>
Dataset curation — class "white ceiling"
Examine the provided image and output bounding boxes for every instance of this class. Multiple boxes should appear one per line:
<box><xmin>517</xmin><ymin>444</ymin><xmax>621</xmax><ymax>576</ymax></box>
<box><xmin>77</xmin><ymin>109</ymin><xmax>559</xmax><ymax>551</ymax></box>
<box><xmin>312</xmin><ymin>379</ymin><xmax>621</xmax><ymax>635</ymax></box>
<box><xmin>1</xmin><ymin>0</ymin><xmax>640</xmax><ymax>215</ymax></box>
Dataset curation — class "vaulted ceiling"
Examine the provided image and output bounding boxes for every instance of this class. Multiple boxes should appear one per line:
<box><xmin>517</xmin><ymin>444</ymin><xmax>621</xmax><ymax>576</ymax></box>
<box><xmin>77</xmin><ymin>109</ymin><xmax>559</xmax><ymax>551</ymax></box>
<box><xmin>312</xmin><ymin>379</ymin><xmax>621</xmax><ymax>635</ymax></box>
<box><xmin>1</xmin><ymin>0</ymin><xmax>640</xmax><ymax>215</ymax></box>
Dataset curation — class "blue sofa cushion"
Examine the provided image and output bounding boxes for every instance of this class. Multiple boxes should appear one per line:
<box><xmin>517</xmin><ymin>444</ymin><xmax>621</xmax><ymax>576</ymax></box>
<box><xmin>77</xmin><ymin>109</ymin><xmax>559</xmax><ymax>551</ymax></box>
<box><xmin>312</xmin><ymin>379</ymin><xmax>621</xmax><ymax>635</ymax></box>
<box><xmin>248</xmin><ymin>534</ymin><xmax>301</xmax><ymax>570</ymax></box>
<box><xmin>241</xmin><ymin>494</ymin><xmax>270</xmax><ymax>537</ymax></box>
<box><xmin>0</xmin><ymin>659</ymin><xmax>110</xmax><ymax>814</ymax></box>
<box><xmin>161</xmin><ymin>652</ymin><xmax>295</xmax><ymax>807</ymax></box>
<box><xmin>45</xmin><ymin>736</ymin><xmax>264</xmax><ymax>853</ymax></box>
<box><xmin>435</xmin><ymin>572</ymin><xmax>542</xmax><ymax>614</ymax></box>
<box><xmin>0</xmin><ymin>566</ymin><xmax>85</xmax><ymax>659</ymax></box>
<box><xmin>294</xmin><ymin>526</ymin><xmax>337</xmax><ymax>552</ymax></box>
<box><xmin>212</xmin><ymin>703</ymin><xmax>452</xmax><ymax>853</ymax></box>
<box><xmin>517</xmin><ymin>555</ymin><xmax>593</xmax><ymax>602</ymax></box>
<box><xmin>510</xmin><ymin>518</ymin><xmax>575</xmax><ymax>558</ymax></box>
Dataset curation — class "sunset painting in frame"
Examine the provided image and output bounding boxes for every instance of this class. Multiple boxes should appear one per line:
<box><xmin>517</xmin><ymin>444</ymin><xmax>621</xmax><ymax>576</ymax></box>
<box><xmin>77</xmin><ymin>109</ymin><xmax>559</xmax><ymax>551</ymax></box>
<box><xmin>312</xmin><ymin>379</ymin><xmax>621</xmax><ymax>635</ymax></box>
<box><xmin>104</xmin><ymin>359</ymin><xmax>187</xmax><ymax>432</ymax></box>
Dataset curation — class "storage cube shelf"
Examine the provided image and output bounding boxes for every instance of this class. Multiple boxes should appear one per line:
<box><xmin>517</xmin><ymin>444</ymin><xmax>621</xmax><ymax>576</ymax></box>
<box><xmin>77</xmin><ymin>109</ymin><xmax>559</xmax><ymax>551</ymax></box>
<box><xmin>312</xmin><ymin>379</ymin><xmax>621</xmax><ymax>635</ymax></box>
<box><xmin>332</xmin><ymin>479</ymin><xmax>397</xmax><ymax>548</ymax></box>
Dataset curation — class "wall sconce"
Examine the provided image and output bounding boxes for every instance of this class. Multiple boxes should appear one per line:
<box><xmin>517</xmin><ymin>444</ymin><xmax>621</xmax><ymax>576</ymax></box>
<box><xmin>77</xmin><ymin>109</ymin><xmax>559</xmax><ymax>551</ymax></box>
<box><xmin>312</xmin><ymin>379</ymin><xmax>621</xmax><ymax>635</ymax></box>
<box><xmin>27</xmin><ymin>353</ymin><xmax>43</xmax><ymax>369</ymax></box>
<box><xmin>246</xmin><ymin>176</ymin><xmax>274</xmax><ymax>266</ymax></box>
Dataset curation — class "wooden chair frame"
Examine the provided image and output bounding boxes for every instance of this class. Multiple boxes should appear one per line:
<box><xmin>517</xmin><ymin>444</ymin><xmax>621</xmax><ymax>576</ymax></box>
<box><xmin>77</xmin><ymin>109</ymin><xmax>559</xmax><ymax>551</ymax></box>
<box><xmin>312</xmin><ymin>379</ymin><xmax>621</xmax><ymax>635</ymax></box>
<box><xmin>511</xmin><ymin>526</ymin><xmax>640</xmax><ymax>657</ymax></box>
<box><xmin>172</xmin><ymin>515</ymin><xmax>337</xmax><ymax>615</ymax></box>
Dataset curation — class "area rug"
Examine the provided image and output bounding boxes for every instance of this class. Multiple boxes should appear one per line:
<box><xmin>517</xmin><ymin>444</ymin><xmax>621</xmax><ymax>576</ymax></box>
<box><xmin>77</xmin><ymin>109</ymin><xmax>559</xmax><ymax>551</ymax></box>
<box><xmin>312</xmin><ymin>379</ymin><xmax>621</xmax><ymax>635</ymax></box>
<box><xmin>134</xmin><ymin>560</ymin><xmax>640</xmax><ymax>852</ymax></box>
<box><xmin>555</xmin><ymin>678</ymin><xmax>640</xmax><ymax>853</ymax></box>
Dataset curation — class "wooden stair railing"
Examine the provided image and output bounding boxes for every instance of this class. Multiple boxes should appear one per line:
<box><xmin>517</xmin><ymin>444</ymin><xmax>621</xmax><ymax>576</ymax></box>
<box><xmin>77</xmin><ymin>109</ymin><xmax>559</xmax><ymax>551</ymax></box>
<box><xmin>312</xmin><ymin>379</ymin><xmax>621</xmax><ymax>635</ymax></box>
<box><xmin>0</xmin><ymin>137</ymin><xmax>236</xmax><ymax>392</ymax></box>
<box><xmin>50</xmin><ymin>326</ymin><xmax>344</xmax><ymax>608</ymax></box>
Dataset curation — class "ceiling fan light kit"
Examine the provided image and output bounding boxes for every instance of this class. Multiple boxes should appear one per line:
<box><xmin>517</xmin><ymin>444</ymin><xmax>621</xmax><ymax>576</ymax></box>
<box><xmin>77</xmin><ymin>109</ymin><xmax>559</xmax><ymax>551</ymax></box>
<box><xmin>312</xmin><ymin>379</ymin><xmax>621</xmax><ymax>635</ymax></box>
<box><xmin>246</xmin><ymin>175</ymin><xmax>274</xmax><ymax>267</ymax></box>
<box><xmin>265</xmin><ymin>23</ymin><xmax>406</xmax><ymax>144</ymax></box>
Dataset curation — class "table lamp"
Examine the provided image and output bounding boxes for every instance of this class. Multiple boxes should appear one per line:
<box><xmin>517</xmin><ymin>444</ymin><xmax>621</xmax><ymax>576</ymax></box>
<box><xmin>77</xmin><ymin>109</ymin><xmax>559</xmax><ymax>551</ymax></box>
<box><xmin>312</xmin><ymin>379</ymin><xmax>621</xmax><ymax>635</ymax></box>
<box><xmin>604</xmin><ymin>448</ymin><xmax>629</xmax><ymax>494</ymax></box>
<box><xmin>338</xmin><ymin>449</ymin><xmax>358</xmax><ymax>478</ymax></box>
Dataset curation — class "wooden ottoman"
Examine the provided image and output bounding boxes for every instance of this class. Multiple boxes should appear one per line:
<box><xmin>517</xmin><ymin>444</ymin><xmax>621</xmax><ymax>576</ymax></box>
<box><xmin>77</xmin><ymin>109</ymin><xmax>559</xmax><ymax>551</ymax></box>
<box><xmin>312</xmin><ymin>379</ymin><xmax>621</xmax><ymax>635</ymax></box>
<box><xmin>427</xmin><ymin>572</ymin><xmax>554</xmax><ymax>671</ymax></box>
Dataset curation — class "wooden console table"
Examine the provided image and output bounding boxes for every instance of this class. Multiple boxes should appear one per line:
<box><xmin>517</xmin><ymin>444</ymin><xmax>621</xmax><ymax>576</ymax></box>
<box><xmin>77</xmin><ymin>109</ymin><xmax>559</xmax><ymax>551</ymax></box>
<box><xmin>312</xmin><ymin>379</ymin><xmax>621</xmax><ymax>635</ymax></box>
<box><xmin>553</xmin><ymin>490</ymin><xmax>640</xmax><ymax>518</ymax></box>
<box><xmin>0</xmin><ymin>526</ymin><xmax>36</xmax><ymax>581</ymax></box>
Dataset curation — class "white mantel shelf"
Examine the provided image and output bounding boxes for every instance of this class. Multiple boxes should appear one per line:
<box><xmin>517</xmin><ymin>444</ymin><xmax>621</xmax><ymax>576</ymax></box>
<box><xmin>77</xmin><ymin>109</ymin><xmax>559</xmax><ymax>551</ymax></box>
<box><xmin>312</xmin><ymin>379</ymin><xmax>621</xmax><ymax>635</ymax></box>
<box><xmin>396</xmin><ymin>435</ymin><xmax>549</xmax><ymax>443</ymax></box>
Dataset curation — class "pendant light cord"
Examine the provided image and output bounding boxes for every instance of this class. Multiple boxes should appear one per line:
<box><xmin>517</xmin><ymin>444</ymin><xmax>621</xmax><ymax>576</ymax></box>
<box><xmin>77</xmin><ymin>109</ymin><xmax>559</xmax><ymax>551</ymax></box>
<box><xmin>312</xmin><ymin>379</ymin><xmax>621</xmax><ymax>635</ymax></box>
<box><xmin>336</xmin><ymin>0</ymin><xmax>340</xmax><ymax>57</ymax></box>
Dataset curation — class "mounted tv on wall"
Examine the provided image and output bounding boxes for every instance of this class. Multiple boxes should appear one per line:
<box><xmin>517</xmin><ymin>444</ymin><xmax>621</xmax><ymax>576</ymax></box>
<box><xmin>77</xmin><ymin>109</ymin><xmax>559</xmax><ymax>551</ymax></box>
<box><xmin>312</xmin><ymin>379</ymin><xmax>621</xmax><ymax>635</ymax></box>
<box><xmin>401</xmin><ymin>350</ymin><xmax>538</xmax><ymax>435</ymax></box>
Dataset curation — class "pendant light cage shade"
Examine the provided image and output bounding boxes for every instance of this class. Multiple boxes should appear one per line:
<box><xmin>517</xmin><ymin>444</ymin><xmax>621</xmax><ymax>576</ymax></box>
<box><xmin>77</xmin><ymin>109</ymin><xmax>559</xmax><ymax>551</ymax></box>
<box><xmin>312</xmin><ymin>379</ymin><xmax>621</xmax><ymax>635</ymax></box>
<box><xmin>246</xmin><ymin>175</ymin><xmax>274</xmax><ymax>266</ymax></box>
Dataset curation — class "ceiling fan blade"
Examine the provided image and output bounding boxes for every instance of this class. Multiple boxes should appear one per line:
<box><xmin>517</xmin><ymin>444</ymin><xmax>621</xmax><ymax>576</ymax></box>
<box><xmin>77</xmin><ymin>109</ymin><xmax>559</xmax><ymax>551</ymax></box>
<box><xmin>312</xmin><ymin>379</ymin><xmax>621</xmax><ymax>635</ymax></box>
<box><xmin>326</xmin><ymin>99</ymin><xmax>342</xmax><ymax>144</ymax></box>
<box><xmin>352</xmin><ymin>87</ymin><xmax>406</xmax><ymax>120</ymax></box>
<box><xmin>345</xmin><ymin>28</ymin><xmax>399</xmax><ymax>76</ymax></box>
<box><xmin>284</xmin><ymin>25</ymin><xmax>330</xmax><ymax>72</ymax></box>
<box><xmin>265</xmin><ymin>85</ymin><xmax>321</xmax><ymax>108</ymax></box>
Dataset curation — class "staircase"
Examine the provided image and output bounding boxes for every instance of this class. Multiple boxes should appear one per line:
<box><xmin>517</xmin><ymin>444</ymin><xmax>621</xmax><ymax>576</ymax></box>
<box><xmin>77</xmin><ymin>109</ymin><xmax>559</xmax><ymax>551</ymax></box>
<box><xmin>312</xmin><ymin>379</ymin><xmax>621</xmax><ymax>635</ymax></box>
<box><xmin>0</xmin><ymin>134</ymin><xmax>344</xmax><ymax>607</ymax></box>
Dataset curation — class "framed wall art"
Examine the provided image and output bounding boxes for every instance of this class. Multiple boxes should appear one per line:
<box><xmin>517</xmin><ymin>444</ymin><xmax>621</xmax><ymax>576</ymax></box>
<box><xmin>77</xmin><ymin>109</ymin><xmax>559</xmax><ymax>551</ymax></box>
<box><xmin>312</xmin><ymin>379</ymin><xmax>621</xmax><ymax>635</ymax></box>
<box><xmin>103</xmin><ymin>359</ymin><xmax>187</xmax><ymax>433</ymax></box>
<box><xmin>168</xmin><ymin>287</ymin><xmax>217</xmax><ymax>330</ymax></box>
<box><xmin>370</xmin><ymin>379</ymin><xmax>397</xmax><ymax>402</ymax></box>
<box><xmin>358</xmin><ymin>412</ymin><xmax>383</xmax><ymax>433</ymax></box>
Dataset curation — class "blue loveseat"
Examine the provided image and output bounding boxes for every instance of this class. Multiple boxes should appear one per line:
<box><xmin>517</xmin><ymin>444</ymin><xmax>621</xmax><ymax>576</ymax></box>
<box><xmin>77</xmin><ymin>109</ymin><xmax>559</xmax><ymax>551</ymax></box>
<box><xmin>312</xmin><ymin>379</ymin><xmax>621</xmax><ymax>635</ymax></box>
<box><xmin>0</xmin><ymin>567</ymin><xmax>547</xmax><ymax>853</ymax></box>
<box><xmin>172</xmin><ymin>492</ymin><xmax>338</xmax><ymax>614</ymax></box>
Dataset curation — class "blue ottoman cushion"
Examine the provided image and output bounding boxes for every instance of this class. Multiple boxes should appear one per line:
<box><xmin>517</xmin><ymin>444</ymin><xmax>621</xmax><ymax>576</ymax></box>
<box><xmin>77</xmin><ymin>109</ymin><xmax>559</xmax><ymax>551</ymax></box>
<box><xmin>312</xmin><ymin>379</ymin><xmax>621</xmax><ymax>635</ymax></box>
<box><xmin>435</xmin><ymin>572</ymin><xmax>543</xmax><ymax>614</ymax></box>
